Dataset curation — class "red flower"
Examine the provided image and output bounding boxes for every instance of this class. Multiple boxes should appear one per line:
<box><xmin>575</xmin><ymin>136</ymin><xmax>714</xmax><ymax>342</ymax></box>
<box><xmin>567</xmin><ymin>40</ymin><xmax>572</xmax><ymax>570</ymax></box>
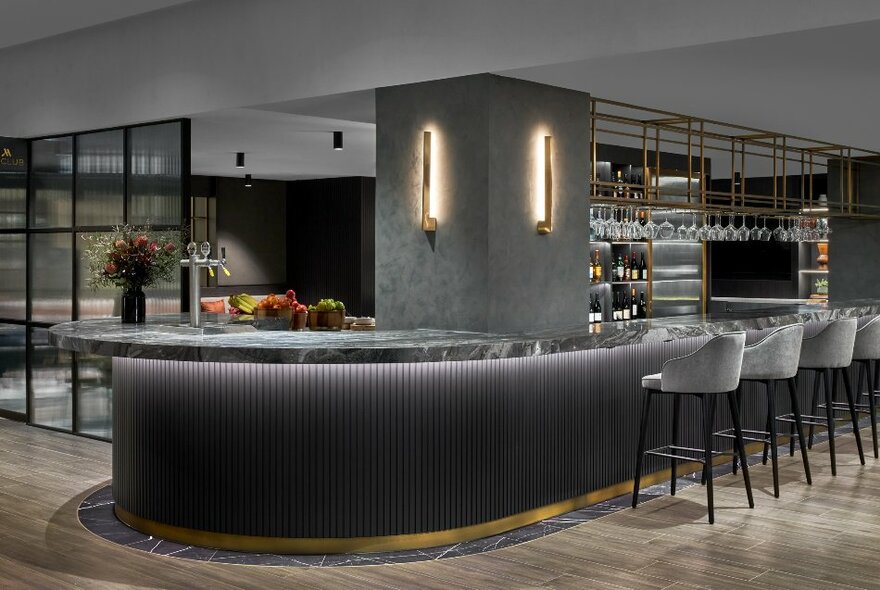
<box><xmin>114</xmin><ymin>239</ymin><xmax>126</xmax><ymax>250</ymax></box>
<box><xmin>135</xmin><ymin>235</ymin><xmax>149</xmax><ymax>247</ymax></box>
<box><xmin>149</xmin><ymin>241</ymin><xmax>159</xmax><ymax>252</ymax></box>
<box><xmin>105</xmin><ymin>263</ymin><xmax>118</xmax><ymax>274</ymax></box>
<box><xmin>164</xmin><ymin>242</ymin><xmax>176</xmax><ymax>253</ymax></box>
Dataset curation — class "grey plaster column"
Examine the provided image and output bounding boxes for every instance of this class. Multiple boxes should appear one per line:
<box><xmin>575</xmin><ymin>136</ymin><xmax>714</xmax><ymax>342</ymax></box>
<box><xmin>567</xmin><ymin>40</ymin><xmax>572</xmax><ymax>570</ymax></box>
<box><xmin>376</xmin><ymin>74</ymin><xmax>590</xmax><ymax>332</ymax></box>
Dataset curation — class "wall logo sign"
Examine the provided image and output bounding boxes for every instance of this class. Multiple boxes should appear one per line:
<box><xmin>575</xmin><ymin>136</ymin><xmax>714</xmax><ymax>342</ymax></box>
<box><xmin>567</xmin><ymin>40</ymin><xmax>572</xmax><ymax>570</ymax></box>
<box><xmin>0</xmin><ymin>138</ymin><xmax>26</xmax><ymax>171</ymax></box>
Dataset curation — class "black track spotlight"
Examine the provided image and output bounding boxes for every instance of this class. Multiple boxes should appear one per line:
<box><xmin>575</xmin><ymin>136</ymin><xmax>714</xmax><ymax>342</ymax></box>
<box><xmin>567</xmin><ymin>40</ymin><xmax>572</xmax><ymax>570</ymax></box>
<box><xmin>244</xmin><ymin>174</ymin><xmax>252</xmax><ymax>188</ymax></box>
<box><xmin>236</xmin><ymin>152</ymin><xmax>245</xmax><ymax>168</ymax></box>
<box><xmin>333</xmin><ymin>131</ymin><xmax>343</xmax><ymax>151</ymax></box>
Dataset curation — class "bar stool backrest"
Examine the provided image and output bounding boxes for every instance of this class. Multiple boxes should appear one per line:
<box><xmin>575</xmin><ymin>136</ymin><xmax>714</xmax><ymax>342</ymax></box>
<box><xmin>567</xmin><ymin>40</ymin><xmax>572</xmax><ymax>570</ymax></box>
<box><xmin>740</xmin><ymin>323</ymin><xmax>804</xmax><ymax>380</ymax></box>
<box><xmin>853</xmin><ymin>315</ymin><xmax>880</xmax><ymax>361</ymax></box>
<box><xmin>799</xmin><ymin>318</ymin><xmax>858</xmax><ymax>369</ymax></box>
<box><xmin>660</xmin><ymin>332</ymin><xmax>746</xmax><ymax>393</ymax></box>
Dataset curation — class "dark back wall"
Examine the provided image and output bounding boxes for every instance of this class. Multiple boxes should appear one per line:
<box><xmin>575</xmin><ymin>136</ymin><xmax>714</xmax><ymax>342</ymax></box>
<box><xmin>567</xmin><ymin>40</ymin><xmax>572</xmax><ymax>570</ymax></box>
<box><xmin>286</xmin><ymin>177</ymin><xmax>375</xmax><ymax>317</ymax></box>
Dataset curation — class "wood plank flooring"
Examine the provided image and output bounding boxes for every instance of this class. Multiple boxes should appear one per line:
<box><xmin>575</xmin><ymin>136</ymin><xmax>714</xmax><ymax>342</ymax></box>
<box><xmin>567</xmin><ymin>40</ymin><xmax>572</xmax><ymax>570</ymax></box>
<box><xmin>1</xmin><ymin>417</ymin><xmax>878</xmax><ymax>589</ymax></box>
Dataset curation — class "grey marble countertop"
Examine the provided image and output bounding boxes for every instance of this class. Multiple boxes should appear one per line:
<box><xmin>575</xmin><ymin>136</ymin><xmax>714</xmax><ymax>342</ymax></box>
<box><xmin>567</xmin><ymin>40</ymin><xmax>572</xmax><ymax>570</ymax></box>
<box><xmin>48</xmin><ymin>301</ymin><xmax>880</xmax><ymax>364</ymax></box>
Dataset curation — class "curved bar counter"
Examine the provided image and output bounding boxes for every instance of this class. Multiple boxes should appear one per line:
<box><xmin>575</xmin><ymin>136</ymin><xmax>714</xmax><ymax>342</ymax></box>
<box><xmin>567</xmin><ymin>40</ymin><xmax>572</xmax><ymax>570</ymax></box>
<box><xmin>49</xmin><ymin>301</ymin><xmax>880</xmax><ymax>553</ymax></box>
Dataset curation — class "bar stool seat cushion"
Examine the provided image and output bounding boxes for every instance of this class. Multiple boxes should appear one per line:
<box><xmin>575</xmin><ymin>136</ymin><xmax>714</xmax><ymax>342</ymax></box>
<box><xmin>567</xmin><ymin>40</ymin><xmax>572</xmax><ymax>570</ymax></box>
<box><xmin>853</xmin><ymin>316</ymin><xmax>880</xmax><ymax>361</ymax></box>
<box><xmin>740</xmin><ymin>324</ymin><xmax>804</xmax><ymax>380</ymax></box>
<box><xmin>799</xmin><ymin>318</ymin><xmax>857</xmax><ymax>369</ymax></box>
<box><xmin>641</xmin><ymin>373</ymin><xmax>662</xmax><ymax>390</ymax></box>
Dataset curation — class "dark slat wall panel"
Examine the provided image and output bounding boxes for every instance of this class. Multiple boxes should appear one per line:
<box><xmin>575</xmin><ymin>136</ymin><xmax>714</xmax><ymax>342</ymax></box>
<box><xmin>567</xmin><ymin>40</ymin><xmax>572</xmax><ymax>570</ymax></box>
<box><xmin>286</xmin><ymin>177</ymin><xmax>375</xmax><ymax>317</ymax></box>
<box><xmin>112</xmin><ymin>324</ymin><xmax>839</xmax><ymax>540</ymax></box>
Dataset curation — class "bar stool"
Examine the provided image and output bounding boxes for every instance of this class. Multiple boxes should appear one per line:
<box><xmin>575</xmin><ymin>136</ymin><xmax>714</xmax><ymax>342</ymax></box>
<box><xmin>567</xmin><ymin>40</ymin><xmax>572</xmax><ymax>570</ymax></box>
<box><xmin>721</xmin><ymin>324</ymin><xmax>811</xmax><ymax>498</ymax></box>
<box><xmin>632</xmin><ymin>332</ymin><xmax>753</xmax><ymax>524</ymax></box>
<box><xmin>798</xmin><ymin>318</ymin><xmax>865</xmax><ymax>476</ymax></box>
<box><xmin>847</xmin><ymin>315</ymin><xmax>880</xmax><ymax>458</ymax></box>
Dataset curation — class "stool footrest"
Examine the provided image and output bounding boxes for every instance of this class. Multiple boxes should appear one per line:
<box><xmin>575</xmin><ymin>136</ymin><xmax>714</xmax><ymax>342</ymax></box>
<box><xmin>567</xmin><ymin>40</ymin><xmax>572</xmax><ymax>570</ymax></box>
<box><xmin>644</xmin><ymin>445</ymin><xmax>735</xmax><ymax>464</ymax></box>
<box><xmin>714</xmin><ymin>431</ymin><xmax>769</xmax><ymax>444</ymax></box>
<box><xmin>777</xmin><ymin>413</ymin><xmax>827</xmax><ymax>428</ymax></box>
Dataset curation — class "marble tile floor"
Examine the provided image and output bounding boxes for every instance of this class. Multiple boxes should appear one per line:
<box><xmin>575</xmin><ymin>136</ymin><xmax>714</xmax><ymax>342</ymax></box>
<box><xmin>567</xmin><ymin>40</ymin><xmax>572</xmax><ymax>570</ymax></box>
<box><xmin>77</xmin><ymin>419</ymin><xmax>855</xmax><ymax>568</ymax></box>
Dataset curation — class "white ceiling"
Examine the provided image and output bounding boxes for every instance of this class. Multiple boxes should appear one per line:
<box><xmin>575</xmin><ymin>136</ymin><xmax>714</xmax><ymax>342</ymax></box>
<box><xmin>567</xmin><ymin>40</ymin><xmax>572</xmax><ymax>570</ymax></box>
<box><xmin>190</xmin><ymin>108</ymin><xmax>375</xmax><ymax>181</ymax></box>
<box><xmin>0</xmin><ymin>0</ymin><xmax>193</xmax><ymax>50</ymax></box>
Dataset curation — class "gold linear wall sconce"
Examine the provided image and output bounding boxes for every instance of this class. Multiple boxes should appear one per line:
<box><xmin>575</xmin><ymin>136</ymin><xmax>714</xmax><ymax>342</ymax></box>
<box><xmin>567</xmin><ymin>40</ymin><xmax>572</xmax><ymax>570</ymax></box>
<box><xmin>537</xmin><ymin>135</ymin><xmax>553</xmax><ymax>234</ymax></box>
<box><xmin>422</xmin><ymin>130</ymin><xmax>437</xmax><ymax>232</ymax></box>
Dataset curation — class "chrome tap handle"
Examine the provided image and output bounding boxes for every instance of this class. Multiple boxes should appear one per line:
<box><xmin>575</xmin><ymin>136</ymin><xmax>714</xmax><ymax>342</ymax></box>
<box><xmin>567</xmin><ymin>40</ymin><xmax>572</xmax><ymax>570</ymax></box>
<box><xmin>200</xmin><ymin>242</ymin><xmax>211</xmax><ymax>257</ymax></box>
<box><xmin>186</xmin><ymin>242</ymin><xmax>197</xmax><ymax>256</ymax></box>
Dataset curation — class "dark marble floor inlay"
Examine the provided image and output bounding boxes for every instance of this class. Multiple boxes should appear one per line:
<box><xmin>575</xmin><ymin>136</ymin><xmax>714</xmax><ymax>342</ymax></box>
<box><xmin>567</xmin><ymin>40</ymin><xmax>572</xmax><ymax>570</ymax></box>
<box><xmin>78</xmin><ymin>422</ymin><xmax>855</xmax><ymax>567</ymax></box>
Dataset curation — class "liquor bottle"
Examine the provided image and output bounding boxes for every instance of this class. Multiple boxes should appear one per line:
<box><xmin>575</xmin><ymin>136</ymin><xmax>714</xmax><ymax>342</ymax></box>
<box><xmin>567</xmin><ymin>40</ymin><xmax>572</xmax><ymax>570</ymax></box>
<box><xmin>623</xmin><ymin>254</ymin><xmax>631</xmax><ymax>281</ymax></box>
<box><xmin>622</xmin><ymin>292</ymin><xmax>631</xmax><ymax>320</ymax></box>
<box><xmin>631</xmin><ymin>252</ymin><xmax>639</xmax><ymax>280</ymax></box>
<box><xmin>639</xmin><ymin>253</ymin><xmax>647</xmax><ymax>279</ymax></box>
<box><xmin>595</xmin><ymin>294</ymin><xmax>603</xmax><ymax>322</ymax></box>
<box><xmin>639</xmin><ymin>291</ymin><xmax>647</xmax><ymax>319</ymax></box>
<box><xmin>622</xmin><ymin>170</ymin><xmax>630</xmax><ymax>199</ymax></box>
<box><xmin>590</xmin><ymin>294</ymin><xmax>598</xmax><ymax>324</ymax></box>
<box><xmin>615</xmin><ymin>169</ymin><xmax>624</xmax><ymax>198</ymax></box>
<box><xmin>588</xmin><ymin>257</ymin><xmax>594</xmax><ymax>283</ymax></box>
<box><xmin>631</xmin><ymin>288</ymin><xmax>638</xmax><ymax>319</ymax></box>
<box><xmin>612</xmin><ymin>293</ymin><xmax>620</xmax><ymax>321</ymax></box>
<box><xmin>593</xmin><ymin>249</ymin><xmax>603</xmax><ymax>283</ymax></box>
<box><xmin>616</xmin><ymin>255</ymin><xmax>624</xmax><ymax>281</ymax></box>
<box><xmin>633</xmin><ymin>174</ymin><xmax>642</xmax><ymax>199</ymax></box>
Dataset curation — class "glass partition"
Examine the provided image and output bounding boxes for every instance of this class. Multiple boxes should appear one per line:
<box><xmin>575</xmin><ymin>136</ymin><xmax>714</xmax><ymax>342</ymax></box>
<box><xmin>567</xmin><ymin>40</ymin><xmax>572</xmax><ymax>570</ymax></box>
<box><xmin>30</xmin><ymin>137</ymin><xmax>73</xmax><ymax>228</ymax></box>
<box><xmin>77</xmin><ymin>353</ymin><xmax>112</xmax><ymax>438</ymax></box>
<box><xmin>30</xmin><ymin>327</ymin><xmax>73</xmax><ymax>429</ymax></box>
<box><xmin>0</xmin><ymin>324</ymin><xmax>26</xmax><ymax>414</ymax></box>
<box><xmin>30</xmin><ymin>232</ymin><xmax>73</xmax><ymax>323</ymax></box>
<box><xmin>76</xmin><ymin>130</ymin><xmax>124</xmax><ymax>226</ymax></box>
<box><xmin>128</xmin><ymin>122</ymin><xmax>182</xmax><ymax>226</ymax></box>
<box><xmin>0</xmin><ymin>172</ymin><xmax>26</xmax><ymax>229</ymax></box>
<box><xmin>0</xmin><ymin>233</ymin><xmax>26</xmax><ymax>320</ymax></box>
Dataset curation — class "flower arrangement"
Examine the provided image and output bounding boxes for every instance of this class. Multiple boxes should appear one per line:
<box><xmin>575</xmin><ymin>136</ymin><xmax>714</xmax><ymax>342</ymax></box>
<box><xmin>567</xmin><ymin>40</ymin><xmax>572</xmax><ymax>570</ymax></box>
<box><xmin>82</xmin><ymin>224</ymin><xmax>183</xmax><ymax>293</ymax></box>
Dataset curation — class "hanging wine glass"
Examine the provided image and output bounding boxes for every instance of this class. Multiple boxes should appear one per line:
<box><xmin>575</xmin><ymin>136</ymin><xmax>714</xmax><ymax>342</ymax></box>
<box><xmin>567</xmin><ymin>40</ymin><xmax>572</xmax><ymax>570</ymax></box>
<box><xmin>724</xmin><ymin>213</ymin><xmax>737</xmax><ymax>241</ymax></box>
<box><xmin>658</xmin><ymin>213</ymin><xmax>675</xmax><ymax>240</ymax></box>
<box><xmin>630</xmin><ymin>207</ymin><xmax>643</xmax><ymax>240</ymax></box>
<box><xmin>736</xmin><ymin>213</ymin><xmax>750</xmax><ymax>241</ymax></box>
<box><xmin>759</xmin><ymin>215</ymin><xmax>772</xmax><ymax>241</ymax></box>
<box><xmin>687</xmin><ymin>212</ymin><xmax>699</xmax><ymax>241</ymax></box>
<box><xmin>676</xmin><ymin>211</ymin><xmax>690</xmax><ymax>240</ymax></box>
<box><xmin>697</xmin><ymin>213</ymin><xmax>712</xmax><ymax>241</ymax></box>
<box><xmin>643</xmin><ymin>211</ymin><xmax>660</xmax><ymax>240</ymax></box>
<box><xmin>750</xmin><ymin>215</ymin><xmax>762</xmax><ymax>241</ymax></box>
<box><xmin>710</xmin><ymin>214</ymin><xmax>725</xmax><ymax>241</ymax></box>
<box><xmin>609</xmin><ymin>207</ymin><xmax>623</xmax><ymax>240</ymax></box>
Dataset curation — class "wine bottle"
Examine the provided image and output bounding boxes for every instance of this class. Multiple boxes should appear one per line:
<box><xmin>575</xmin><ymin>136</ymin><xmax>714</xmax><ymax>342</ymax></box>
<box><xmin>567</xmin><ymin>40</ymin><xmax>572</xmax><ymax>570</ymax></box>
<box><xmin>623</xmin><ymin>254</ymin><xmax>631</xmax><ymax>281</ymax></box>
<box><xmin>631</xmin><ymin>251</ymin><xmax>638</xmax><ymax>280</ymax></box>
<box><xmin>594</xmin><ymin>249</ymin><xmax>603</xmax><ymax>283</ymax></box>
<box><xmin>639</xmin><ymin>291</ymin><xmax>647</xmax><ymax>319</ymax></box>
<box><xmin>595</xmin><ymin>294</ymin><xmax>603</xmax><ymax>323</ymax></box>
<box><xmin>622</xmin><ymin>292</ymin><xmax>631</xmax><ymax>320</ymax></box>
<box><xmin>612</xmin><ymin>293</ymin><xmax>620</xmax><ymax>321</ymax></box>
<box><xmin>616</xmin><ymin>255</ymin><xmax>624</xmax><ymax>281</ymax></box>
<box><xmin>588</xmin><ymin>257</ymin><xmax>594</xmax><ymax>283</ymax></box>
<box><xmin>639</xmin><ymin>253</ymin><xmax>647</xmax><ymax>279</ymax></box>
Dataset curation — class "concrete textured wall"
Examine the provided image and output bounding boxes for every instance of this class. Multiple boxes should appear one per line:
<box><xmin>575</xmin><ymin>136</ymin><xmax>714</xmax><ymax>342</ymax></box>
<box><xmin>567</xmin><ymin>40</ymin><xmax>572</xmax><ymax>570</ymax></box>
<box><xmin>376</xmin><ymin>75</ymin><xmax>589</xmax><ymax>333</ymax></box>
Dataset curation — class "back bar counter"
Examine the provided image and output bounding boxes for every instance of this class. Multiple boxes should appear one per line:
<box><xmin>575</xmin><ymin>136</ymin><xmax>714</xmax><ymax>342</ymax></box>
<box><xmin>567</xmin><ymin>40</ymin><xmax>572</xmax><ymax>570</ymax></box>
<box><xmin>49</xmin><ymin>301</ymin><xmax>880</xmax><ymax>553</ymax></box>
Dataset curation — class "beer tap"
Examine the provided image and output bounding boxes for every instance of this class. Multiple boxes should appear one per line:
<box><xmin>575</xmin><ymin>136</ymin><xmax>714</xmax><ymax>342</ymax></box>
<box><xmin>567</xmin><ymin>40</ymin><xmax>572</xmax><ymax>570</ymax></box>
<box><xmin>180</xmin><ymin>242</ymin><xmax>231</xmax><ymax>328</ymax></box>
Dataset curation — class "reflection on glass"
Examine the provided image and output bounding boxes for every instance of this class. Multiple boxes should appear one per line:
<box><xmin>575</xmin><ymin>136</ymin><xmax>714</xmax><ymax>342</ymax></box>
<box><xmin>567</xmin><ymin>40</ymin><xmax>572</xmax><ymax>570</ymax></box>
<box><xmin>128</xmin><ymin>122</ymin><xmax>182</xmax><ymax>226</ymax></box>
<box><xmin>0</xmin><ymin>233</ymin><xmax>26</xmax><ymax>320</ymax></box>
<box><xmin>76</xmin><ymin>130</ymin><xmax>124</xmax><ymax>226</ymax></box>
<box><xmin>30</xmin><ymin>232</ymin><xmax>72</xmax><ymax>323</ymax></box>
<box><xmin>31</xmin><ymin>137</ymin><xmax>73</xmax><ymax>228</ymax></box>
<box><xmin>0</xmin><ymin>171</ymin><xmax>26</xmax><ymax>229</ymax></box>
<box><xmin>76</xmin><ymin>232</ymin><xmax>118</xmax><ymax>319</ymax></box>
<box><xmin>0</xmin><ymin>324</ymin><xmax>26</xmax><ymax>414</ymax></box>
<box><xmin>77</xmin><ymin>352</ymin><xmax>112</xmax><ymax>438</ymax></box>
<box><xmin>30</xmin><ymin>327</ymin><xmax>73</xmax><ymax>430</ymax></box>
<box><xmin>145</xmin><ymin>266</ymin><xmax>182</xmax><ymax>315</ymax></box>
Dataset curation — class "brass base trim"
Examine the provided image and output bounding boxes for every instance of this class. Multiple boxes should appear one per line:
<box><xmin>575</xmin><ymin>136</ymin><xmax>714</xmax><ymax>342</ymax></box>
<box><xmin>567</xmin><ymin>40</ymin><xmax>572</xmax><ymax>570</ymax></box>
<box><xmin>114</xmin><ymin>443</ymin><xmax>764</xmax><ymax>555</ymax></box>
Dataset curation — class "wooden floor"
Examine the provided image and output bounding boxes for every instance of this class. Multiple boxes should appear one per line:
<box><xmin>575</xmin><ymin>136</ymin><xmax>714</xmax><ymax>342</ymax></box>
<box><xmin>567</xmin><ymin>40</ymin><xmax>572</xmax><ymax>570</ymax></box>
<box><xmin>1</xmin><ymin>418</ymin><xmax>879</xmax><ymax>590</ymax></box>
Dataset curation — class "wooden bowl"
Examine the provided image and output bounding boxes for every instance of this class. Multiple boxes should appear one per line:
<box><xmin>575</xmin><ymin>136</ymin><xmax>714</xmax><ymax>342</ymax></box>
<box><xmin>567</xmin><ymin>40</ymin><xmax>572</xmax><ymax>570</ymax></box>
<box><xmin>307</xmin><ymin>310</ymin><xmax>345</xmax><ymax>331</ymax></box>
<box><xmin>290</xmin><ymin>311</ymin><xmax>308</xmax><ymax>331</ymax></box>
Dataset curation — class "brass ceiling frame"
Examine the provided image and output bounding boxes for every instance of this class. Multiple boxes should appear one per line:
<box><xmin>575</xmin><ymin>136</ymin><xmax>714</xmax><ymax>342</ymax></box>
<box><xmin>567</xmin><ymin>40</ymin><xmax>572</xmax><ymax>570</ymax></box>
<box><xmin>590</xmin><ymin>97</ymin><xmax>880</xmax><ymax>220</ymax></box>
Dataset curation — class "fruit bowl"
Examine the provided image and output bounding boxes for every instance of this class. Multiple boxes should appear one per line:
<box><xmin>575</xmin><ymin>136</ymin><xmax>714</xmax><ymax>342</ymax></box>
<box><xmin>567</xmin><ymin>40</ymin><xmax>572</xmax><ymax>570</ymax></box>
<box><xmin>290</xmin><ymin>311</ymin><xmax>308</xmax><ymax>331</ymax></box>
<box><xmin>308</xmin><ymin>309</ymin><xmax>345</xmax><ymax>331</ymax></box>
<box><xmin>254</xmin><ymin>307</ymin><xmax>292</xmax><ymax>331</ymax></box>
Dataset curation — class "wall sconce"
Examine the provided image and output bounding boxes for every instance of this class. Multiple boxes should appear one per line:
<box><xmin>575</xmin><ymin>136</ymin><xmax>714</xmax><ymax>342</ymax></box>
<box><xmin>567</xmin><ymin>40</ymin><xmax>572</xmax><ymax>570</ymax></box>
<box><xmin>537</xmin><ymin>135</ymin><xmax>552</xmax><ymax>234</ymax></box>
<box><xmin>422</xmin><ymin>130</ymin><xmax>437</xmax><ymax>232</ymax></box>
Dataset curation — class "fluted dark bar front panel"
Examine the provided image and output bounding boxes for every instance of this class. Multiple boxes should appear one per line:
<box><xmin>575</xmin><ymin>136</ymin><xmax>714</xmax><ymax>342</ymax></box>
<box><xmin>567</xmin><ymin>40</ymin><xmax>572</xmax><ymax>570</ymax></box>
<box><xmin>112</xmin><ymin>327</ymin><xmax>814</xmax><ymax>540</ymax></box>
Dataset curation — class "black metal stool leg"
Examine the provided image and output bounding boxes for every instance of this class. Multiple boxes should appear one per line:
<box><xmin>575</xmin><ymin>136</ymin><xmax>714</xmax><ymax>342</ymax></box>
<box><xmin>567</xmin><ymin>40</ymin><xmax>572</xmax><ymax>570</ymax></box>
<box><xmin>841</xmin><ymin>367</ymin><xmax>866</xmax><ymax>465</ymax></box>
<box><xmin>670</xmin><ymin>393</ymin><xmax>681</xmax><ymax>495</ymax></box>
<box><xmin>762</xmin><ymin>381</ymin><xmax>772</xmax><ymax>466</ymax></box>
<box><xmin>824</xmin><ymin>369</ymin><xmax>837</xmax><ymax>476</ymax></box>
<box><xmin>788</xmin><ymin>377</ymin><xmax>812</xmax><ymax>485</ymax></box>
<box><xmin>632</xmin><ymin>390</ymin><xmax>653</xmax><ymax>508</ymax></box>
<box><xmin>768</xmin><ymin>381</ymin><xmax>780</xmax><ymax>497</ymax></box>
<box><xmin>809</xmin><ymin>371</ymin><xmax>821</xmax><ymax>448</ymax></box>
<box><xmin>868</xmin><ymin>361</ymin><xmax>879</xmax><ymax>459</ymax></box>
<box><xmin>701</xmin><ymin>394</ymin><xmax>715</xmax><ymax>524</ymax></box>
<box><xmin>727</xmin><ymin>390</ymin><xmax>755</xmax><ymax>509</ymax></box>
<box><xmin>702</xmin><ymin>395</ymin><xmax>717</xmax><ymax>486</ymax></box>
<box><xmin>732</xmin><ymin>384</ymin><xmax>742</xmax><ymax>475</ymax></box>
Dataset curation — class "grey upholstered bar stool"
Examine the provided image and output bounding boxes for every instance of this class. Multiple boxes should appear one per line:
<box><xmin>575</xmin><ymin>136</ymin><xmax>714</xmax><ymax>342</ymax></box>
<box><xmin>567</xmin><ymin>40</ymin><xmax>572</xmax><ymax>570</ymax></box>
<box><xmin>798</xmin><ymin>318</ymin><xmax>865</xmax><ymax>476</ymax></box>
<box><xmin>632</xmin><ymin>332</ymin><xmax>753</xmax><ymax>524</ymax></box>
<box><xmin>847</xmin><ymin>315</ymin><xmax>880</xmax><ymax>458</ymax></box>
<box><xmin>722</xmin><ymin>324</ymin><xmax>811</xmax><ymax>498</ymax></box>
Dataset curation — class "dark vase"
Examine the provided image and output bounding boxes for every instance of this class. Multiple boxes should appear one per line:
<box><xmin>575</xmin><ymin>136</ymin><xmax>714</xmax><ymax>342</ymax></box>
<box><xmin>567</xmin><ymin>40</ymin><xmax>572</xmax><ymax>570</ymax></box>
<box><xmin>121</xmin><ymin>288</ymin><xmax>146</xmax><ymax>324</ymax></box>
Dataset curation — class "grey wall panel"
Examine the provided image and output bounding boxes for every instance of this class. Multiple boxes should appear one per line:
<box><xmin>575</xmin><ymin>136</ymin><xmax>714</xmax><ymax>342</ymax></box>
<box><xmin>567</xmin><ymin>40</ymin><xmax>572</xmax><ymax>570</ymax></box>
<box><xmin>112</xmin><ymin>327</ymin><xmax>822</xmax><ymax>541</ymax></box>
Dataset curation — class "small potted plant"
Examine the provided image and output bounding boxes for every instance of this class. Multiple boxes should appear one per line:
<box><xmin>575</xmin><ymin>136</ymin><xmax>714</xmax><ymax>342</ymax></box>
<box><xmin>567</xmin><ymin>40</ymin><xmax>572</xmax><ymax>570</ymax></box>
<box><xmin>83</xmin><ymin>224</ymin><xmax>183</xmax><ymax>323</ymax></box>
<box><xmin>307</xmin><ymin>299</ymin><xmax>346</xmax><ymax>330</ymax></box>
<box><xmin>815</xmin><ymin>278</ymin><xmax>829</xmax><ymax>295</ymax></box>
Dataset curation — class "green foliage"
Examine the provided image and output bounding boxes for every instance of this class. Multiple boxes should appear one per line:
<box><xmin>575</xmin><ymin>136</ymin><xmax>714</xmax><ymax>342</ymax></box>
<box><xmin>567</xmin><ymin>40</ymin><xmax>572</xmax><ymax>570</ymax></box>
<box><xmin>82</xmin><ymin>224</ymin><xmax>186</xmax><ymax>292</ymax></box>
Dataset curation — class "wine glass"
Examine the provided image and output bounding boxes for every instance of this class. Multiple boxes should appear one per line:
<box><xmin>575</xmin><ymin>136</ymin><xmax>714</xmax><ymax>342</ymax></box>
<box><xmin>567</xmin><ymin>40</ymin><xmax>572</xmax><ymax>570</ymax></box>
<box><xmin>676</xmin><ymin>213</ymin><xmax>690</xmax><ymax>240</ymax></box>
<box><xmin>772</xmin><ymin>218</ymin><xmax>785</xmax><ymax>241</ymax></box>
<box><xmin>710</xmin><ymin>214</ymin><xmax>725</xmax><ymax>241</ymax></box>
<box><xmin>628</xmin><ymin>208</ymin><xmax>644</xmax><ymax>240</ymax></box>
<box><xmin>687</xmin><ymin>212</ymin><xmax>699</xmax><ymax>241</ymax></box>
<box><xmin>658</xmin><ymin>214</ymin><xmax>675</xmax><ymax>240</ymax></box>
<box><xmin>608</xmin><ymin>208</ymin><xmax>623</xmax><ymax>240</ymax></box>
<box><xmin>643</xmin><ymin>213</ymin><xmax>660</xmax><ymax>240</ymax></box>
<box><xmin>723</xmin><ymin>213</ymin><xmax>737</xmax><ymax>241</ymax></box>
<box><xmin>698</xmin><ymin>213</ymin><xmax>712</xmax><ymax>241</ymax></box>
<box><xmin>736</xmin><ymin>214</ymin><xmax>750</xmax><ymax>241</ymax></box>
<box><xmin>750</xmin><ymin>215</ymin><xmax>762</xmax><ymax>241</ymax></box>
<box><xmin>759</xmin><ymin>216</ymin><xmax>771</xmax><ymax>241</ymax></box>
